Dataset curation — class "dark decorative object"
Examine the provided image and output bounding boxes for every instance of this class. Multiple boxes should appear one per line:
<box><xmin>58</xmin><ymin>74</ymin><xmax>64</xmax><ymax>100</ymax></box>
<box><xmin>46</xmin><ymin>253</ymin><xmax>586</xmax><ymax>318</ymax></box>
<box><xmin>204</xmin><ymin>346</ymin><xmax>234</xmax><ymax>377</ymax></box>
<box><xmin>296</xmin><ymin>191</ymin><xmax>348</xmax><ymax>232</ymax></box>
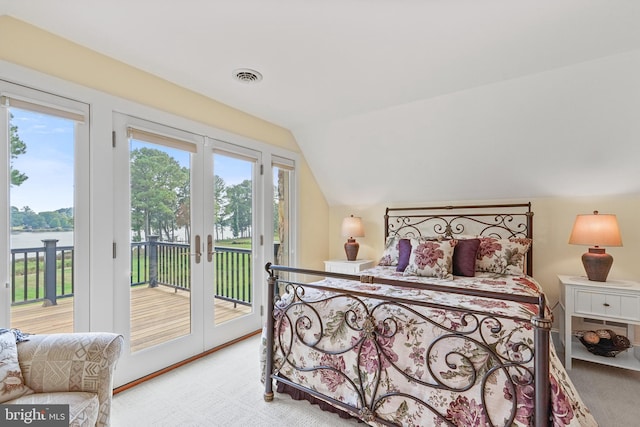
<box><xmin>576</xmin><ymin>329</ymin><xmax>631</xmax><ymax>357</ymax></box>
<box><xmin>568</xmin><ymin>211</ymin><xmax>622</xmax><ymax>282</ymax></box>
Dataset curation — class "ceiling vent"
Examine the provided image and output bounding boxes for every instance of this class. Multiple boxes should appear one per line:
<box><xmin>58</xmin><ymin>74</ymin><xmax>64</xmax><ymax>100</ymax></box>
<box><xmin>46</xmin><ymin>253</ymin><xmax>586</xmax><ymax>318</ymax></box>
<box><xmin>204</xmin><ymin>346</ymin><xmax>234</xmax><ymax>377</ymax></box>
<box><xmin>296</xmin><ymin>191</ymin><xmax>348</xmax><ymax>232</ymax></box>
<box><xmin>232</xmin><ymin>68</ymin><xmax>263</xmax><ymax>84</ymax></box>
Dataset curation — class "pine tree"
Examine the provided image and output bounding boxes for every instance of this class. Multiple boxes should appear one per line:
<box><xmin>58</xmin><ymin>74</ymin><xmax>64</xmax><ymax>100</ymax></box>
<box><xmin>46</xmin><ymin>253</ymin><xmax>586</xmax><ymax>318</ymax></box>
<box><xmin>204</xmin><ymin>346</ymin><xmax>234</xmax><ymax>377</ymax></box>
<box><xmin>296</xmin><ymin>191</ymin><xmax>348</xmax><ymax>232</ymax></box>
<box><xmin>10</xmin><ymin>113</ymin><xmax>28</xmax><ymax>186</ymax></box>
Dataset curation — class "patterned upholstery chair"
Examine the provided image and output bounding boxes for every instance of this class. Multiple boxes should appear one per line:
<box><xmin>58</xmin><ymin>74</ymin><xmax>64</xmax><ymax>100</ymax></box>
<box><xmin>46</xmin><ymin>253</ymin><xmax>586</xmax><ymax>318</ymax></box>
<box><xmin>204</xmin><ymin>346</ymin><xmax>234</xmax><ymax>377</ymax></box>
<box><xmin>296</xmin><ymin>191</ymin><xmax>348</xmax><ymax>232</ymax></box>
<box><xmin>7</xmin><ymin>333</ymin><xmax>123</xmax><ymax>427</ymax></box>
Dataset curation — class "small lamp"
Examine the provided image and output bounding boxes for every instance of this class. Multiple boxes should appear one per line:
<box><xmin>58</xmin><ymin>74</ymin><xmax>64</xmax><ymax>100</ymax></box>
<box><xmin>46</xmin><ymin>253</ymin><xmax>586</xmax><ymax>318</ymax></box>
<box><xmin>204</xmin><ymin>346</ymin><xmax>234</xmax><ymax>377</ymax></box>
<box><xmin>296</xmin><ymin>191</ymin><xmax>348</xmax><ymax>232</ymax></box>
<box><xmin>341</xmin><ymin>215</ymin><xmax>365</xmax><ymax>261</ymax></box>
<box><xmin>568</xmin><ymin>211</ymin><xmax>622</xmax><ymax>282</ymax></box>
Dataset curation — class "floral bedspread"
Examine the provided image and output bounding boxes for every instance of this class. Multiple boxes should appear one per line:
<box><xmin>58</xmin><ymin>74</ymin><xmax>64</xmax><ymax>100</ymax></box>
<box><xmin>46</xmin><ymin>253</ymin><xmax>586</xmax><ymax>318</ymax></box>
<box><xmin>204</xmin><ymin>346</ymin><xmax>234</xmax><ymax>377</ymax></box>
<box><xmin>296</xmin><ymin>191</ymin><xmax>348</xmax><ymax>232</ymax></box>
<box><xmin>262</xmin><ymin>267</ymin><xmax>597</xmax><ymax>426</ymax></box>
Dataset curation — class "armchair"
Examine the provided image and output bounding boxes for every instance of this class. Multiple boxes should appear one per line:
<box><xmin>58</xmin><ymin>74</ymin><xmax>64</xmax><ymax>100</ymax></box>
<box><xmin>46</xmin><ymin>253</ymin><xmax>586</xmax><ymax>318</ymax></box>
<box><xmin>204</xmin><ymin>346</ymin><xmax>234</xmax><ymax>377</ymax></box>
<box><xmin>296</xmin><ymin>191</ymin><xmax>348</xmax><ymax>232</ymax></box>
<box><xmin>8</xmin><ymin>332</ymin><xmax>123</xmax><ymax>427</ymax></box>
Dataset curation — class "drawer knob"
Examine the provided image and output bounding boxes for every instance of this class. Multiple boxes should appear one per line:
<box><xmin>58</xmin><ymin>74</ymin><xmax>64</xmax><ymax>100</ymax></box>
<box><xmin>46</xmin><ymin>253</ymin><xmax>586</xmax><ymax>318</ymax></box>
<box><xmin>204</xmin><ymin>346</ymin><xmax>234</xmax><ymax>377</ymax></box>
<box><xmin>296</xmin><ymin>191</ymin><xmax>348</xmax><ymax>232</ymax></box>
<box><xmin>603</xmin><ymin>303</ymin><xmax>610</xmax><ymax>307</ymax></box>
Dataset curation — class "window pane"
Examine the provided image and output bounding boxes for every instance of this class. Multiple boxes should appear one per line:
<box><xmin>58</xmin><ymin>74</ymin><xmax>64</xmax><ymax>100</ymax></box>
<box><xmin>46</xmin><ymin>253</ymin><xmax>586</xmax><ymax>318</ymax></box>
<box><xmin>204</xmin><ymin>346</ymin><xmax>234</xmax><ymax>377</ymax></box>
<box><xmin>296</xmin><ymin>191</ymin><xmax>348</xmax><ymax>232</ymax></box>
<box><xmin>9</xmin><ymin>108</ymin><xmax>75</xmax><ymax>333</ymax></box>
<box><xmin>273</xmin><ymin>164</ymin><xmax>292</xmax><ymax>286</ymax></box>
<box><xmin>274</xmin><ymin>166</ymin><xmax>291</xmax><ymax>266</ymax></box>
<box><xmin>129</xmin><ymin>137</ymin><xmax>192</xmax><ymax>352</ymax></box>
<box><xmin>213</xmin><ymin>153</ymin><xmax>254</xmax><ymax>325</ymax></box>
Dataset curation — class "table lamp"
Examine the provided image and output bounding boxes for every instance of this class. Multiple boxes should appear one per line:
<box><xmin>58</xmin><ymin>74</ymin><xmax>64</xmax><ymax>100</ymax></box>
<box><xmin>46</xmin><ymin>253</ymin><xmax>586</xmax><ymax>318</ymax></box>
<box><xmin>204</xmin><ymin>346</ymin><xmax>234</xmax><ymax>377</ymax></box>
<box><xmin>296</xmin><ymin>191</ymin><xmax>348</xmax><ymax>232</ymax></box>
<box><xmin>341</xmin><ymin>215</ymin><xmax>365</xmax><ymax>261</ymax></box>
<box><xmin>568</xmin><ymin>211</ymin><xmax>622</xmax><ymax>282</ymax></box>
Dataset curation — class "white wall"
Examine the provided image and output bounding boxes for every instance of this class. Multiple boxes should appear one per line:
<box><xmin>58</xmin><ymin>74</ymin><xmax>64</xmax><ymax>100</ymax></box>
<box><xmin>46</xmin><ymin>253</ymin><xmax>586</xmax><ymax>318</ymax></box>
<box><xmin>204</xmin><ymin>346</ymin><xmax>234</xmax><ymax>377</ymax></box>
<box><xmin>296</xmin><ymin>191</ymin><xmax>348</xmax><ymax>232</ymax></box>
<box><xmin>296</xmin><ymin>49</ymin><xmax>640</xmax><ymax>206</ymax></box>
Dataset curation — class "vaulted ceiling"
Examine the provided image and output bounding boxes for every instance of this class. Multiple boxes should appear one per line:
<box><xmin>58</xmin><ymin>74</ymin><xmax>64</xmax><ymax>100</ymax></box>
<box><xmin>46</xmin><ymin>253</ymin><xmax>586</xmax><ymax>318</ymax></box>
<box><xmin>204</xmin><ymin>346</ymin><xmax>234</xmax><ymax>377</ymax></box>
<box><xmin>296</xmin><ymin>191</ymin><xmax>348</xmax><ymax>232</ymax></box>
<box><xmin>3</xmin><ymin>0</ymin><xmax>640</xmax><ymax>205</ymax></box>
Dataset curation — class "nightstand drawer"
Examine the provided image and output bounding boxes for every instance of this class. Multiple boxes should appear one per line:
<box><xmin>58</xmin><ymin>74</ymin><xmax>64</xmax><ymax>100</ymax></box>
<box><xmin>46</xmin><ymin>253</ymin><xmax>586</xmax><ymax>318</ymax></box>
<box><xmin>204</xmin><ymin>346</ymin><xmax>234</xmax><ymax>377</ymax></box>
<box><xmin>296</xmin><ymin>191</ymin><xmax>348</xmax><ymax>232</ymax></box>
<box><xmin>574</xmin><ymin>289</ymin><xmax>640</xmax><ymax>321</ymax></box>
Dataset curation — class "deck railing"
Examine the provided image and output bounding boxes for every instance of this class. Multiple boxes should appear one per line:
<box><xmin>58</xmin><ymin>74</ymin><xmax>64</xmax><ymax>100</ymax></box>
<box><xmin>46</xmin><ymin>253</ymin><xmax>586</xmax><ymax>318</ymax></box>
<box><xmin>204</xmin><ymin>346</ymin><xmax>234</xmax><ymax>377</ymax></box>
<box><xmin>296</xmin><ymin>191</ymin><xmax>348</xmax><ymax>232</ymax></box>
<box><xmin>10</xmin><ymin>239</ymin><xmax>74</xmax><ymax>306</ymax></box>
<box><xmin>10</xmin><ymin>238</ymin><xmax>252</xmax><ymax>307</ymax></box>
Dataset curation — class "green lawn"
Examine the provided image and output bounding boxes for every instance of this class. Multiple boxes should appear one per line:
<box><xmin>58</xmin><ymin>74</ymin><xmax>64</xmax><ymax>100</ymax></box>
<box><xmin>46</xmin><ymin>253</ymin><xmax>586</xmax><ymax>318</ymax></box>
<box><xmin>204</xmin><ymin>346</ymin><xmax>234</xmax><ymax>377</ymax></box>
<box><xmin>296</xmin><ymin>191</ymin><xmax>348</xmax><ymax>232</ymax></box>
<box><xmin>216</xmin><ymin>238</ymin><xmax>252</xmax><ymax>249</ymax></box>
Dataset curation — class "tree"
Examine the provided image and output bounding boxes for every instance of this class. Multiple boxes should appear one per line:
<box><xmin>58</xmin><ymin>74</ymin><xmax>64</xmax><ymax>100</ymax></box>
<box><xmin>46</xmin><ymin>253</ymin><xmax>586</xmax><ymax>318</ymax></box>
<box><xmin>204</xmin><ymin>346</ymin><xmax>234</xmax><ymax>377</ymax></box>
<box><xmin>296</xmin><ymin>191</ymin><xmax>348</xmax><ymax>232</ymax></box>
<box><xmin>9</xmin><ymin>206</ymin><xmax>73</xmax><ymax>230</ymax></box>
<box><xmin>55</xmin><ymin>208</ymin><xmax>74</xmax><ymax>229</ymax></box>
<box><xmin>130</xmin><ymin>147</ymin><xmax>189</xmax><ymax>242</ymax></box>
<box><xmin>20</xmin><ymin>206</ymin><xmax>46</xmax><ymax>229</ymax></box>
<box><xmin>213</xmin><ymin>175</ymin><xmax>227</xmax><ymax>240</ymax></box>
<box><xmin>224</xmin><ymin>180</ymin><xmax>252</xmax><ymax>238</ymax></box>
<box><xmin>39</xmin><ymin>211</ymin><xmax>59</xmax><ymax>227</ymax></box>
<box><xmin>10</xmin><ymin>206</ymin><xmax>23</xmax><ymax>228</ymax></box>
<box><xmin>9</xmin><ymin>113</ymin><xmax>28</xmax><ymax>186</ymax></box>
<box><xmin>175</xmin><ymin>177</ymin><xmax>191</xmax><ymax>242</ymax></box>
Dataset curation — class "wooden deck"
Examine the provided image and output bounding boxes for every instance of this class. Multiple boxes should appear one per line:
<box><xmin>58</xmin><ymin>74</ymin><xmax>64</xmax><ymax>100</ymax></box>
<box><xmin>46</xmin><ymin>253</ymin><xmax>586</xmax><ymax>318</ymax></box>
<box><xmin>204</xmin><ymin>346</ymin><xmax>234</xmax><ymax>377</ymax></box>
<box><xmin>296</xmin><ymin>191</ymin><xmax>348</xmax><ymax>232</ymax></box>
<box><xmin>11</xmin><ymin>285</ymin><xmax>252</xmax><ymax>352</ymax></box>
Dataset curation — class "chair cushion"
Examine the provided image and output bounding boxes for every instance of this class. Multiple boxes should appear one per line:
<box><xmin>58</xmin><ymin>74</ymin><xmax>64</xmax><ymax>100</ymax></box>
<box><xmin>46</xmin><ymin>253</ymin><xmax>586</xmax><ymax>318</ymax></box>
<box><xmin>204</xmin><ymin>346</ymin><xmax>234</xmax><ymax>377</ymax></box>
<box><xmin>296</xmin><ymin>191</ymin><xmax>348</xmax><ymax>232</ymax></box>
<box><xmin>7</xmin><ymin>391</ymin><xmax>99</xmax><ymax>427</ymax></box>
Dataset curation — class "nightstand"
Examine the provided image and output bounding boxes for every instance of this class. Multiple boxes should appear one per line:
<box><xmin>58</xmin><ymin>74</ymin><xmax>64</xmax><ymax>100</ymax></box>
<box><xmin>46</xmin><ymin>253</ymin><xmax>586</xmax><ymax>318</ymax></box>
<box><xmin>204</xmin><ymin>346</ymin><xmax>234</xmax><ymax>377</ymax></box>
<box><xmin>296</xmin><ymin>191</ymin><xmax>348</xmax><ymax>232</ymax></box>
<box><xmin>558</xmin><ymin>275</ymin><xmax>640</xmax><ymax>371</ymax></box>
<box><xmin>324</xmin><ymin>259</ymin><xmax>374</xmax><ymax>274</ymax></box>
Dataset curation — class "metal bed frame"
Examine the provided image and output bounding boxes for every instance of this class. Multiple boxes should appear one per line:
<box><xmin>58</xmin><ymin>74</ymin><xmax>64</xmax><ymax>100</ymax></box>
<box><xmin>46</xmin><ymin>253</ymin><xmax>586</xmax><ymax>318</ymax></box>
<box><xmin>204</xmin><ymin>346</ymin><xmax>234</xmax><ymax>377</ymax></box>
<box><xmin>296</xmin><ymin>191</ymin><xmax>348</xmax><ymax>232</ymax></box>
<box><xmin>263</xmin><ymin>203</ymin><xmax>551</xmax><ymax>426</ymax></box>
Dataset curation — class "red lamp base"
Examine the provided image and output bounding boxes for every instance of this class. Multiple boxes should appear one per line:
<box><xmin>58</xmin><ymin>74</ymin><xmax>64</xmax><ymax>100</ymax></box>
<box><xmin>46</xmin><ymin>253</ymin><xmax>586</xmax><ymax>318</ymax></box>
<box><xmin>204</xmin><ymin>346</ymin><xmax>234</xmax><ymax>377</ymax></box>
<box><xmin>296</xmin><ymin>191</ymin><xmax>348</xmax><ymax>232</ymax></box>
<box><xmin>344</xmin><ymin>238</ymin><xmax>359</xmax><ymax>261</ymax></box>
<box><xmin>582</xmin><ymin>247</ymin><xmax>613</xmax><ymax>282</ymax></box>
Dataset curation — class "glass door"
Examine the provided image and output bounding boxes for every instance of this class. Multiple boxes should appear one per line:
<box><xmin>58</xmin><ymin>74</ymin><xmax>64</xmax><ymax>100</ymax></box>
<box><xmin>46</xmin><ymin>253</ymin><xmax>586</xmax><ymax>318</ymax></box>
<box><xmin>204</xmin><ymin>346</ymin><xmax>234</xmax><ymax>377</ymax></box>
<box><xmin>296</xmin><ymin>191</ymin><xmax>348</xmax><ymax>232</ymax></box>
<box><xmin>204</xmin><ymin>142</ymin><xmax>263</xmax><ymax>347</ymax></box>
<box><xmin>127</xmin><ymin>129</ymin><xmax>196</xmax><ymax>353</ymax></box>
<box><xmin>1</xmin><ymin>83</ymin><xmax>89</xmax><ymax>332</ymax></box>
<box><xmin>113</xmin><ymin>113</ymin><xmax>205</xmax><ymax>384</ymax></box>
<box><xmin>113</xmin><ymin>115</ymin><xmax>264</xmax><ymax>384</ymax></box>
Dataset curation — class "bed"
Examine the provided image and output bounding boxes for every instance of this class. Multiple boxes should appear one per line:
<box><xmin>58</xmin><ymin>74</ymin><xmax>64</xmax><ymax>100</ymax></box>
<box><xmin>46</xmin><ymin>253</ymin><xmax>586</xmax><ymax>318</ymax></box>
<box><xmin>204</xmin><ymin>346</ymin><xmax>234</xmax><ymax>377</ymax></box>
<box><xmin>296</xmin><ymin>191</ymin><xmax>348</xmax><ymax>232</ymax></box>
<box><xmin>262</xmin><ymin>203</ymin><xmax>596</xmax><ymax>426</ymax></box>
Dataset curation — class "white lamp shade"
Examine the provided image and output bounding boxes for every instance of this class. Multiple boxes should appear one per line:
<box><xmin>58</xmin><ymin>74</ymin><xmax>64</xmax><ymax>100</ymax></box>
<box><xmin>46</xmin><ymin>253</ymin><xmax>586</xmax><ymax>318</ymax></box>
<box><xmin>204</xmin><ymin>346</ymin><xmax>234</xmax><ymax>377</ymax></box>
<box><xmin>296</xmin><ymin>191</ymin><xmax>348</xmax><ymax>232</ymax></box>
<box><xmin>568</xmin><ymin>212</ymin><xmax>622</xmax><ymax>247</ymax></box>
<box><xmin>341</xmin><ymin>215</ymin><xmax>365</xmax><ymax>238</ymax></box>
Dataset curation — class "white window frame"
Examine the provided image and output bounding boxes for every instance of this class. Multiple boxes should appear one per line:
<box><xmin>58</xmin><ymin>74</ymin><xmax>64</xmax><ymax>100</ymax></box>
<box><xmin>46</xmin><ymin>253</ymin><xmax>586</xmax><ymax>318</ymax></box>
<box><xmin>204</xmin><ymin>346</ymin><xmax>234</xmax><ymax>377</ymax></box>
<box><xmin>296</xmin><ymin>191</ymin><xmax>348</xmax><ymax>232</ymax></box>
<box><xmin>0</xmin><ymin>79</ymin><xmax>90</xmax><ymax>330</ymax></box>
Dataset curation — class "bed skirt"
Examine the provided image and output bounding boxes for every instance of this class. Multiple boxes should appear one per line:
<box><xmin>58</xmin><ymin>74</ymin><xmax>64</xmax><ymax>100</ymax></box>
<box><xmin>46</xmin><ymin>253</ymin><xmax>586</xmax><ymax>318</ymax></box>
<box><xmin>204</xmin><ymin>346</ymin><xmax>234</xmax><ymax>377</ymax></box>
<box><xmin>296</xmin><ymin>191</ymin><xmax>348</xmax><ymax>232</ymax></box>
<box><xmin>275</xmin><ymin>374</ymin><xmax>358</xmax><ymax>421</ymax></box>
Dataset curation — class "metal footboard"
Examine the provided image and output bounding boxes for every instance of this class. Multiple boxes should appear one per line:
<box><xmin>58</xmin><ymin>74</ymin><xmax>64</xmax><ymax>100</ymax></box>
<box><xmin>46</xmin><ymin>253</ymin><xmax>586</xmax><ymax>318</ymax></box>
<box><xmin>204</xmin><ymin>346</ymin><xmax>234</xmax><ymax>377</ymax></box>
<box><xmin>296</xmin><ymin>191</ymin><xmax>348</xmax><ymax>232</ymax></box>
<box><xmin>263</xmin><ymin>263</ymin><xmax>551</xmax><ymax>427</ymax></box>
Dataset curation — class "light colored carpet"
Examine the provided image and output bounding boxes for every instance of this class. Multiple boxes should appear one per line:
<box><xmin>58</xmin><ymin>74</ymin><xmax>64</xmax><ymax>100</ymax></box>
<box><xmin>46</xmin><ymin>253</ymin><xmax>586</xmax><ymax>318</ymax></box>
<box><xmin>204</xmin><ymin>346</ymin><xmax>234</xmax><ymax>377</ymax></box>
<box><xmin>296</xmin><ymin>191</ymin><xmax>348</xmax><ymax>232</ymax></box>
<box><xmin>112</xmin><ymin>334</ymin><xmax>640</xmax><ymax>426</ymax></box>
<box><xmin>565</xmin><ymin>359</ymin><xmax>640</xmax><ymax>427</ymax></box>
<box><xmin>553</xmin><ymin>333</ymin><xmax>640</xmax><ymax>427</ymax></box>
<box><xmin>111</xmin><ymin>335</ymin><xmax>359</xmax><ymax>426</ymax></box>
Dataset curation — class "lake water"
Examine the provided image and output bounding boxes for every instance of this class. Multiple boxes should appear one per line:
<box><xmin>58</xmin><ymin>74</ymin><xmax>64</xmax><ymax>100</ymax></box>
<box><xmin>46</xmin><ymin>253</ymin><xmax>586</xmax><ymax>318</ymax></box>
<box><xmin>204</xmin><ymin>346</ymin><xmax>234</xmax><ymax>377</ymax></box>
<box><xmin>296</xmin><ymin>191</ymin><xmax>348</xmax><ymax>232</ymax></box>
<box><xmin>11</xmin><ymin>231</ymin><xmax>74</xmax><ymax>249</ymax></box>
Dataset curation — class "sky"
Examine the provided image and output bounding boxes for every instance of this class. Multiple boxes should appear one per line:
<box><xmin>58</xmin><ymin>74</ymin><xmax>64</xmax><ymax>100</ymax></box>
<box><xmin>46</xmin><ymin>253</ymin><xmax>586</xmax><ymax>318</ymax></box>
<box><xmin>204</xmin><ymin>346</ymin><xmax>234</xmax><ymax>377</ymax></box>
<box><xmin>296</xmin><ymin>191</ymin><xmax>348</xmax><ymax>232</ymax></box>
<box><xmin>10</xmin><ymin>108</ymin><xmax>74</xmax><ymax>213</ymax></box>
<box><xmin>10</xmin><ymin>108</ymin><xmax>254</xmax><ymax>214</ymax></box>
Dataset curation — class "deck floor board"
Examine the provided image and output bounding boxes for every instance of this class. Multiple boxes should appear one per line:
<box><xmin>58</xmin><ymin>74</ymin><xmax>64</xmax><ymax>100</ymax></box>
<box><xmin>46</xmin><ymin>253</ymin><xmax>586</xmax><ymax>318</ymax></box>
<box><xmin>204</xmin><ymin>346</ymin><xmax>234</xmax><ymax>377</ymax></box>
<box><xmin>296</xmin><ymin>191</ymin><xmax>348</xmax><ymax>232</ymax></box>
<box><xmin>11</xmin><ymin>285</ymin><xmax>251</xmax><ymax>352</ymax></box>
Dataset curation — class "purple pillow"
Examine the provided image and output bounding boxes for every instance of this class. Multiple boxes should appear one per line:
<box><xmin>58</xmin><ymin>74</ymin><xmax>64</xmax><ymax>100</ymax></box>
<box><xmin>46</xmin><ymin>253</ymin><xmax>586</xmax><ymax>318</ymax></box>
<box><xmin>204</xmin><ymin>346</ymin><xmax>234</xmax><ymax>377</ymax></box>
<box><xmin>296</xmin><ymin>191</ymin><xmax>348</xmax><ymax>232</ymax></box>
<box><xmin>452</xmin><ymin>238</ymin><xmax>480</xmax><ymax>277</ymax></box>
<box><xmin>395</xmin><ymin>239</ymin><xmax>412</xmax><ymax>272</ymax></box>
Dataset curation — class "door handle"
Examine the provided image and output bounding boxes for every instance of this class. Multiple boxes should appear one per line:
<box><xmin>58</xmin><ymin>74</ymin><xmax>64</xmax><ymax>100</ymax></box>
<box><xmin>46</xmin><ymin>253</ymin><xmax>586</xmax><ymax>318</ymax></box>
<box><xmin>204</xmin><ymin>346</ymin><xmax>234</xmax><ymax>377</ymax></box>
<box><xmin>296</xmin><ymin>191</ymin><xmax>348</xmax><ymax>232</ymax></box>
<box><xmin>193</xmin><ymin>235</ymin><xmax>202</xmax><ymax>264</ymax></box>
<box><xmin>207</xmin><ymin>235</ymin><xmax>214</xmax><ymax>262</ymax></box>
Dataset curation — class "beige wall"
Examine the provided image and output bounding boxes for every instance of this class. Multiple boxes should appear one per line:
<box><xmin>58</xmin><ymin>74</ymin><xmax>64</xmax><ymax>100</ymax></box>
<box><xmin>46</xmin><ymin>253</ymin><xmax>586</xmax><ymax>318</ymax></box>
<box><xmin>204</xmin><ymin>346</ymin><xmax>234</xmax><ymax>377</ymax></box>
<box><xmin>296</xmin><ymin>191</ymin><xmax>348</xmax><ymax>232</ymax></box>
<box><xmin>330</xmin><ymin>196</ymin><xmax>640</xmax><ymax>324</ymax></box>
<box><xmin>0</xmin><ymin>16</ymin><xmax>330</xmax><ymax>269</ymax></box>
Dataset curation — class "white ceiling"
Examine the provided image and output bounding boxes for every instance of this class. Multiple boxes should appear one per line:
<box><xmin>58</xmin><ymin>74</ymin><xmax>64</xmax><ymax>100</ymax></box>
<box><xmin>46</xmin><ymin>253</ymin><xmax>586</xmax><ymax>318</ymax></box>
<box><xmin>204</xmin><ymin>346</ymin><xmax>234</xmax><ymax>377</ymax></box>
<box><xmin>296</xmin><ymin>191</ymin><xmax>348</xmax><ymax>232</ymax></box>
<box><xmin>3</xmin><ymin>0</ymin><xmax>640</xmax><ymax>206</ymax></box>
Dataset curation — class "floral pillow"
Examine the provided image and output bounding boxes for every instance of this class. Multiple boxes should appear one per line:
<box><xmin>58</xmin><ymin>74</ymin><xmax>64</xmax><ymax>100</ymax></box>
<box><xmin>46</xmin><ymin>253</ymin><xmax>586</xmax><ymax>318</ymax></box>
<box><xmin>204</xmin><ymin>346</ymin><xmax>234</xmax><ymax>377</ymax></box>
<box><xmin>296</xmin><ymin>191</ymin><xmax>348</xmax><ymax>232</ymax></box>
<box><xmin>404</xmin><ymin>238</ymin><xmax>457</xmax><ymax>280</ymax></box>
<box><xmin>0</xmin><ymin>330</ymin><xmax>34</xmax><ymax>403</ymax></box>
<box><xmin>379</xmin><ymin>235</ymin><xmax>444</xmax><ymax>267</ymax></box>
<box><xmin>475</xmin><ymin>237</ymin><xmax>532</xmax><ymax>275</ymax></box>
<box><xmin>378</xmin><ymin>236</ymin><xmax>401</xmax><ymax>266</ymax></box>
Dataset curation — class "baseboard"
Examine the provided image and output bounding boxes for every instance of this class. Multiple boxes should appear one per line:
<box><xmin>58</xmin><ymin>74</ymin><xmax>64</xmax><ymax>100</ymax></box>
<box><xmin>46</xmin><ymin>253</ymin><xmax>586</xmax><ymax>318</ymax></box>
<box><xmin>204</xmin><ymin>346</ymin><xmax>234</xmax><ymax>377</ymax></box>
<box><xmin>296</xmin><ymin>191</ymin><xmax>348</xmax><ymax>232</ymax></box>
<box><xmin>113</xmin><ymin>329</ymin><xmax>262</xmax><ymax>394</ymax></box>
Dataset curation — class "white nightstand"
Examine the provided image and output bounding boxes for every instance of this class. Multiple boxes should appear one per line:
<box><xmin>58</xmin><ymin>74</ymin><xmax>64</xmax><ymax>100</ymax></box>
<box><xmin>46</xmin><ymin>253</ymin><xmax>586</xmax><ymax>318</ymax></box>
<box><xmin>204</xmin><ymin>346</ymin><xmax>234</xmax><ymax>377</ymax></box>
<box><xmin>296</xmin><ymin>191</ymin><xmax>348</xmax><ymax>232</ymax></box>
<box><xmin>558</xmin><ymin>275</ymin><xmax>640</xmax><ymax>371</ymax></box>
<box><xmin>324</xmin><ymin>259</ymin><xmax>374</xmax><ymax>274</ymax></box>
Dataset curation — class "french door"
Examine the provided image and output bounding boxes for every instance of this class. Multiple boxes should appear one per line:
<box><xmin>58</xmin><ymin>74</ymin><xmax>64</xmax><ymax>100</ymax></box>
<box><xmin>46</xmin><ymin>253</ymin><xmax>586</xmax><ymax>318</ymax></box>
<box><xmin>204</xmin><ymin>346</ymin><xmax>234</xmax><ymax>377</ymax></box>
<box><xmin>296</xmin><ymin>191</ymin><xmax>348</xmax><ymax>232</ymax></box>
<box><xmin>0</xmin><ymin>81</ymin><xmax>90</xmax><ymax>332</ymax></box>
<box><xmin>113</xmin><ymin>113</ymin><xmax>263</xmax><ymax>386</ymax></box>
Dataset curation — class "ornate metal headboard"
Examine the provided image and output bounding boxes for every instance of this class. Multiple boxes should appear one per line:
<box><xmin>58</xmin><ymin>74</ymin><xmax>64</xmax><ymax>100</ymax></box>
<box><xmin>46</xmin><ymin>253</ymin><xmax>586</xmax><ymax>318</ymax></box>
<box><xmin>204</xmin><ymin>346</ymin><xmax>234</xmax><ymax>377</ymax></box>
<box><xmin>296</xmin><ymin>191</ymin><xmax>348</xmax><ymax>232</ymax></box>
<box><xmin>384</xmin><ymin>203</ymin><xmax>534</xmax><ymax>276</ymax></box>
